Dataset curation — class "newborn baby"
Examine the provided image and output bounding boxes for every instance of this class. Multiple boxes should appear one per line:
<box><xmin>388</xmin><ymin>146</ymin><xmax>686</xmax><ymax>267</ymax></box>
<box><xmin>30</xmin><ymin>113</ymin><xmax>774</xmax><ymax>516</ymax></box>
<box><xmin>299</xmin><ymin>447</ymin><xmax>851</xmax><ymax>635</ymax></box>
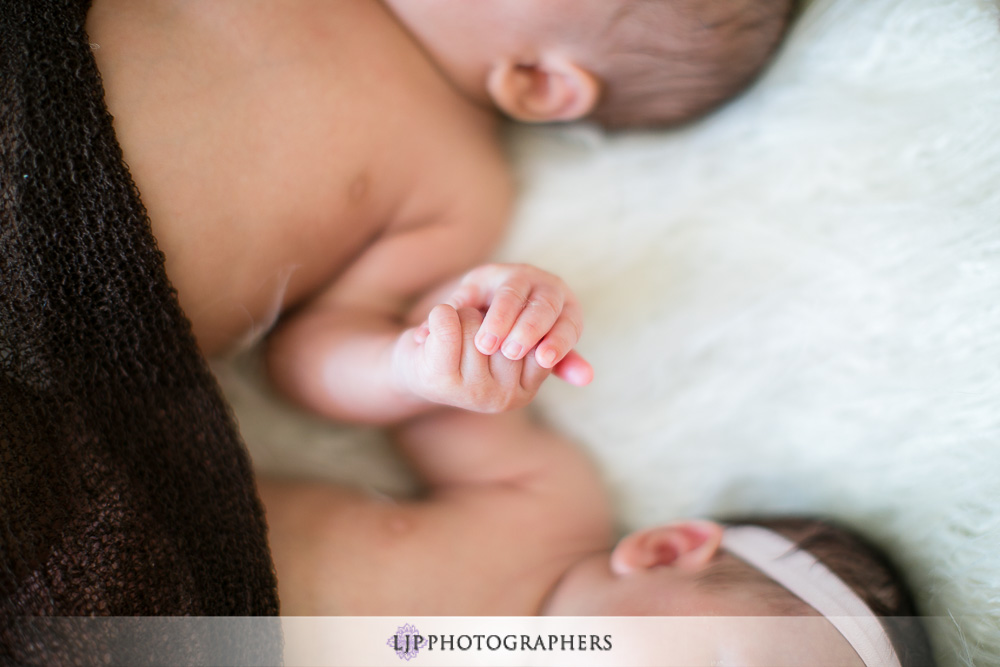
<box><xmin>85</xmin><ymin>0</ymin><xmax>794</xmax><ymax>422</ymax></box>
<box><xmin>259</xmin><ymin>307</ymin><xmax>934</xmax><ymax>666</ymax></box>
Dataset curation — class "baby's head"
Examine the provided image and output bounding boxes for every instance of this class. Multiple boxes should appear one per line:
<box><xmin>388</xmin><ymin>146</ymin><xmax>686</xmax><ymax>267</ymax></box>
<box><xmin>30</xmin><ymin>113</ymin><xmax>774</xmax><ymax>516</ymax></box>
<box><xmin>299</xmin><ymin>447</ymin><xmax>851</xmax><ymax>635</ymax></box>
<box><xmin>385</xmin><ymin>0</ymin><xmax>794</xmax><ymax>128</ymax></box>
<box><xmin>543</xmin><ymin>518</ymin><xmax>935</xmax><ymax>666</ymax></box>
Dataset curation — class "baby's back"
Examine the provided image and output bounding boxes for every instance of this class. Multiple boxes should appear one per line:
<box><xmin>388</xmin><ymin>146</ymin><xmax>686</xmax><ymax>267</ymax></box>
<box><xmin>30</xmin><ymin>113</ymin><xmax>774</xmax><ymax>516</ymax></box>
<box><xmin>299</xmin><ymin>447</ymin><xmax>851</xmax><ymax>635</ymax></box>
<box><xmin>87</xmin><ymin>0</ymin><xmax>509</xmax><ymax>354</ymax></box>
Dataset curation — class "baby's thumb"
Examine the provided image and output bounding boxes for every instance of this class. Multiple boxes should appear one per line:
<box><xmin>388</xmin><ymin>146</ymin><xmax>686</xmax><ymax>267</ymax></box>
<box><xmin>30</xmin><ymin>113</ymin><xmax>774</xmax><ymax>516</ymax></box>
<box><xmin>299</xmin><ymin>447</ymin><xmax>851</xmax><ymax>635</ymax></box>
<box><xmin>424</xmin><ymin>304</ymin><xmax>462</xmax><ymax>375</ymax></box>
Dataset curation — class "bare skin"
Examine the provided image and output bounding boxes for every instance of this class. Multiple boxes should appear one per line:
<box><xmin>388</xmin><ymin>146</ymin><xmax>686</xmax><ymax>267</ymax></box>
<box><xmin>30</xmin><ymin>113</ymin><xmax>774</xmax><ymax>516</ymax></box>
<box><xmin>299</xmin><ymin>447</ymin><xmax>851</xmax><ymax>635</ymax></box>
<box><xmin>257</xmin><ymin>308</ymin><xmax>862</xmax><ymax>665</ymax></box>
<box><xmin>259</xmin><ymin>407</ymin><xmax>612</xmax><ymax>616</ymax></box>
<box><xmin>258</xmin><ymin>306</ymin><xmax>610</xmax><ymax>616</ymax></box>
<box><xmin>85</xmin><ymin>0</ymin><xmax>782</xmax><ymax>424</ymax></box>
<box><xmin>87</xmin><ymin>0</ymin><xmax>510</xmax><ymax>357</ymax></box>
<box><xmin>259</xmin><ymin>414</ymin><xmax>861</xmax><ymax>663</ymax></box>
<box><xmin>259</xmin><ymin>403</ymin><xmax>861</xmax><ymax>665</ymax></box>
<box><xmin>86</xmin><ymin>0</ymin><xmax>599</xmax><ymax>425</ymax></box>
<box><xmin>260</xmin><ymin>408</ymin><xmax>861</xmax><ymax>664</ymax></box>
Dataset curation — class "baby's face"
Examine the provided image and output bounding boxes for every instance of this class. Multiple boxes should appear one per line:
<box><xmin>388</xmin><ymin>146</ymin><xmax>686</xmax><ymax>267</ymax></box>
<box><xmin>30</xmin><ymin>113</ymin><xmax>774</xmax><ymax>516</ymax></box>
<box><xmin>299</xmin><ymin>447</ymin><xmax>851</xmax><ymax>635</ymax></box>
<box><xmin>382</xmin><ymin>0</ymin><xmax>620</xmax><ymax>101</ymax></box>
<box><xmin>384</xmin><ymin>0</ymin><xmax>616</xmax><ymax>52</ymax></box>
<box><xmin>385</xmin><ymin>0</ymin><xmax>790</xmax><ymax>127</ymax></box>
<box><xmin>542</xmin><ymin>551</ymin><xmax>864</xmax><ymax>666</ymax></box>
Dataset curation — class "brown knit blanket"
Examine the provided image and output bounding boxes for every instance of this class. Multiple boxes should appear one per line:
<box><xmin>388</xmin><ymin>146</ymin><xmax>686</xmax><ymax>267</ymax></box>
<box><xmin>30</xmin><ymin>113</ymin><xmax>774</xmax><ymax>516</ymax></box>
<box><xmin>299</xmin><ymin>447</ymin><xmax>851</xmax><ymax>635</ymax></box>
<box><xmin>2</xmin><ymin>0</ymin><xmax>280</xmax><ymax>663</ymax></box>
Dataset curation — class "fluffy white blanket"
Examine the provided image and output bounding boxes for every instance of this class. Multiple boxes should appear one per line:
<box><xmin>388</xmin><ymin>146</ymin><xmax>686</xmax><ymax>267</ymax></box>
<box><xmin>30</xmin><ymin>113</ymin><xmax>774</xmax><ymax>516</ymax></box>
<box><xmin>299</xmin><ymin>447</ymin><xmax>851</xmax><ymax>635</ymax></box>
<box><xmin>216</xmin><ymin>1</ymin><xmax>1000</xmax><ymax>663</ymax></box>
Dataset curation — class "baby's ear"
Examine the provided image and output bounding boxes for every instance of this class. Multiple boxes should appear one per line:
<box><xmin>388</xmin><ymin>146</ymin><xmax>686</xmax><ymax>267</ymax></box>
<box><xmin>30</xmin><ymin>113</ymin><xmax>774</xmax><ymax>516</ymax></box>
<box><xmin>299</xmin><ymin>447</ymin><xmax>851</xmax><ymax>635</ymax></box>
<box><xmin>610</xmin><ymin>520</ymin><xmax>724</xmax><ymax>575</ymax></box>
<box><xmin>486</xmin><ymin>55</ymin><xmax>601</xmax><ymax>123</ymax></box>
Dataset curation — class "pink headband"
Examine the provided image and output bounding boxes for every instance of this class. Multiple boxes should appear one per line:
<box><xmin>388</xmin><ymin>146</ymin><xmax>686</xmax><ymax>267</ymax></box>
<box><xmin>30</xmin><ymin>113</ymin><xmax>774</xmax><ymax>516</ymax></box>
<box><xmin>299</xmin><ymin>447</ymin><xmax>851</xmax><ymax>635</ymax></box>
<box><xmin>721</xmin><ymin>526</ymin><xmax>903</xmax><ymax>667</ymax></box>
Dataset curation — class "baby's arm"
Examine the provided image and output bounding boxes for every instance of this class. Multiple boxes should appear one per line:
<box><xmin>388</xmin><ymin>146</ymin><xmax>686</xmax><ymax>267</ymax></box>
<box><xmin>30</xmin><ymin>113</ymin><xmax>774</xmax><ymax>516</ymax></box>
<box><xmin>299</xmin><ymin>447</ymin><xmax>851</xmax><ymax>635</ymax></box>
<box><xmin>394</xmin><ymin>407</ymin><xmax>611</xmax><ymax>527</ymax></box>
<box><xmin>258</xmin><ymin>406</ymin><xmax>613</xmax><ymax>615</ymax></box>
<box><xmin>268</xmin><ymin>246</ymin><xmax>591</xmax><ymax>423</ymax></box>
<box><xmin>265</xmin><ymin>217</ymin><xmax>469</xmax><ymax>423</ymax></box>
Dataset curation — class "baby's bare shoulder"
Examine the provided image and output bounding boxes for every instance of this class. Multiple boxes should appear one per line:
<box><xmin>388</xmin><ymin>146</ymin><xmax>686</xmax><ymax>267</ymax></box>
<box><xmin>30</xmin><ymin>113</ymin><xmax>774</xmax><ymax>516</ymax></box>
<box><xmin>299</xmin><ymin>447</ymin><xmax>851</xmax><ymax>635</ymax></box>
<box><xmin>398</xmin><ymin>411</ymin><xmax>614</xmax><ymax>570</ymax></box>
<box><xmin>86</xmin><ymin>0</ymin><xmax>510</xmax><ymax>353</ymax></box>
<box><xmin>86</xmin><ymin>0</ymin><xmax>505</xmax><ymax>230</ymax></box>
<box><xmin>259</xmin><ymin>412</ymin><xmax>613</xmax><ymax>614</ymax></box>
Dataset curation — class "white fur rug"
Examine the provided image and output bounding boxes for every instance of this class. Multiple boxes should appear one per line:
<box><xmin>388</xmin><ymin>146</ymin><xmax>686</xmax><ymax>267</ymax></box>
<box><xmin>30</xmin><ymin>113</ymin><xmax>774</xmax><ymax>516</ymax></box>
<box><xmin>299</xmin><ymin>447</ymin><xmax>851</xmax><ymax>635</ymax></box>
<box><xmin>214</xmin><ymin>0</ymin><xmax>1000</xmax><ymax>664</ymax></box>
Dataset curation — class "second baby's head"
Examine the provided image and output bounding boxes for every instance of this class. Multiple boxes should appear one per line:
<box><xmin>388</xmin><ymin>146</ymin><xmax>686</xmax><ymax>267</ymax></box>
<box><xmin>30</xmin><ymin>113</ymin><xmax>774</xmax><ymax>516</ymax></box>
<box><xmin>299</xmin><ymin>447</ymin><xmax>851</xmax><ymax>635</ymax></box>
<box><xmin>542</xmin><ymin>518</ymin><xmax>935</xmax><ymax>666</ymax></box>
<box><xmin>384</xmin><ymin>0</ymin><xmax>795</xmax><ymax>128</ymax></box>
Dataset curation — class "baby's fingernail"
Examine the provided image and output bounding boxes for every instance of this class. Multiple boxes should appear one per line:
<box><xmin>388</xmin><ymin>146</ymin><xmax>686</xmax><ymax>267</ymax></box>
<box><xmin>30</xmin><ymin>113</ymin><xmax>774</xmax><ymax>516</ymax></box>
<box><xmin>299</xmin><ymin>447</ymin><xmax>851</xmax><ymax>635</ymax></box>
<box><xmin>539</xmin><ymin>348</ymin><xmax>557</xmax><ymax>367</ymax></box>
<box><xmin>502</xmin><ymin>341</ymin><xmax>523</xmax><ymax>360</ymax></box>
<box><xmin>478</xmin><ymin>332</ymin><xmax>499</xmax><ymax>354</ymax></box>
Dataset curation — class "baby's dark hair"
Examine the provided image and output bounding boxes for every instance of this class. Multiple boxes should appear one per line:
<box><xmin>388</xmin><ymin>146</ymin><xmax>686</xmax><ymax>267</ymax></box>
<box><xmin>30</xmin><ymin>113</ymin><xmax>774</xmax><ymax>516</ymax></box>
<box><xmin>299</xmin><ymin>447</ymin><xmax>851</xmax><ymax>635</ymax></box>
<box><xmin>589</xmin><ymin>0</ymin><xmax>796</xmax><ymax>128</ymax></box>
<box><xmin>705</xmin><ymin>517</ymin><xmax>937</xmax><ymax>667</ymax></box>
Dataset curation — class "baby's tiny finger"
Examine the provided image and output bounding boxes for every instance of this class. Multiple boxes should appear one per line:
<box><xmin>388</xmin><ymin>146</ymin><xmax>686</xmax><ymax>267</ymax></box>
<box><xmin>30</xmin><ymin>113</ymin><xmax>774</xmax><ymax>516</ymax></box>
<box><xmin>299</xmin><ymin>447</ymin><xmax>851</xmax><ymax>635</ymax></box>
<box><xmin>476</xmin><ymin>276</ymin><xmax>530</xmax><ymax>356</ymax></box>
<box><xmin>505</xmin><ymin>287</ymin><xmax>564</xmax><ymax>362</ymax></box>
<box><xmin>413</xmin><ymin>321</ymin><xmax>430</xmax><ymax>344</ymax></box>
<box><xmin>552</xmin><ymin>350</ymin><xmax>593</xmax><ymax>387</ymax></box>
<box><xmin>534</xmin><ymin>304</ymin><xmax>582</xmax><ymax>368</ymax></box>
<box><xmin>520</xmin><ymin>347</ymin><xmax>552</xmax><ymax>395</ymax></box>
<box><xmin>445</xmin><ymin>282</ymin><xmax>483</xmax><ymax>311</ymax></box>
<box><xmin>455</xmin><ymin>307</ymin><xmax>489</xmax><ymax>381</ymax></box>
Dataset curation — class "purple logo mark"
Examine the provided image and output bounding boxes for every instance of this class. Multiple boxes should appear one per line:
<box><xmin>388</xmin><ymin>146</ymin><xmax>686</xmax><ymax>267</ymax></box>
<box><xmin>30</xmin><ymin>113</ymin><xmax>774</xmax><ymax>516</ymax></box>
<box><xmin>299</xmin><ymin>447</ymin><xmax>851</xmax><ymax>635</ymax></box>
<box><xmin>387</xmin><ymin>623</ymin><xmax>425</xmax><ymax>661</ymax></box>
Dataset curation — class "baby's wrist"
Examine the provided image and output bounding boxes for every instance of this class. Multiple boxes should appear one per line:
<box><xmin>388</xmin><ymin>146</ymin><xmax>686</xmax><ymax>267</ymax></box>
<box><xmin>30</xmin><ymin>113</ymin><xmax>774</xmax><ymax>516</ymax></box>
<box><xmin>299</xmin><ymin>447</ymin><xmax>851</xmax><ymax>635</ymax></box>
<box><xmin>388</xmin><ymin>332</ymin><xmax>422</xmax><ymax>399</ymax></box>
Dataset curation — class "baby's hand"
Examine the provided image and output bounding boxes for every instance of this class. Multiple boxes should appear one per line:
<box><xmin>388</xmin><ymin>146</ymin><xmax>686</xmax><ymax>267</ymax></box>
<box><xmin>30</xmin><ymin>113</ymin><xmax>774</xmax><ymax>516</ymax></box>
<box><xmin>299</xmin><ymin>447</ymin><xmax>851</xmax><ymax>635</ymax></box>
<box><xmin>393</xmin><ymin>305</ymin><xmax>553</xmax><ymax>413</ymax></box>
<box><xmin>440</xmin><ymin>264</ymin><xmax>593</xmax><ymax>387</ymax></box>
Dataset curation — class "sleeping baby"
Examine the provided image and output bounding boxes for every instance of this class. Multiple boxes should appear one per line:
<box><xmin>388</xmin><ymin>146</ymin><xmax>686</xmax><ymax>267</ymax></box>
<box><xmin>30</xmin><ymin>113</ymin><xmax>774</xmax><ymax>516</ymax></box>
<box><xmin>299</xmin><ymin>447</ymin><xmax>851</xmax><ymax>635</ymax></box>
<box><xmin>259</xmin><ymin>306</ymin><xmax>936</xmax><ymax>666</ymax></box>
<box><xmin>85</xmin><ymin>0</ymin><xmax>795</xmax><ymax>423</ymax></box>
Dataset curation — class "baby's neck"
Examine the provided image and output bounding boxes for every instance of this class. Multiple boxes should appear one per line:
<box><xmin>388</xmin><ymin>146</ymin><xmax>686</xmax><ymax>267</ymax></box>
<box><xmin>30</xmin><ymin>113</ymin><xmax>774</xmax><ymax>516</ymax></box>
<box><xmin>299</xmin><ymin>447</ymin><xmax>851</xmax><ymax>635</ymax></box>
<box><xmin>378</xmin><ymin>0</ymin><xmax>493</xmax><ymax>110</ymax></box>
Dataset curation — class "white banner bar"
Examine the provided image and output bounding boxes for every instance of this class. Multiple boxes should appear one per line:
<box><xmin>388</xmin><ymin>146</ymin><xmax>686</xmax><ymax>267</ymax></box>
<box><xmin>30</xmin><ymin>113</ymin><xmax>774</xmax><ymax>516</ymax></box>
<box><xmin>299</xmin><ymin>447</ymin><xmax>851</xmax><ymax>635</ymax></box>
<box><xmin>282</xmin><ymin>616</ymin><xmax>893</xmax><ymax>666</ymax></box>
